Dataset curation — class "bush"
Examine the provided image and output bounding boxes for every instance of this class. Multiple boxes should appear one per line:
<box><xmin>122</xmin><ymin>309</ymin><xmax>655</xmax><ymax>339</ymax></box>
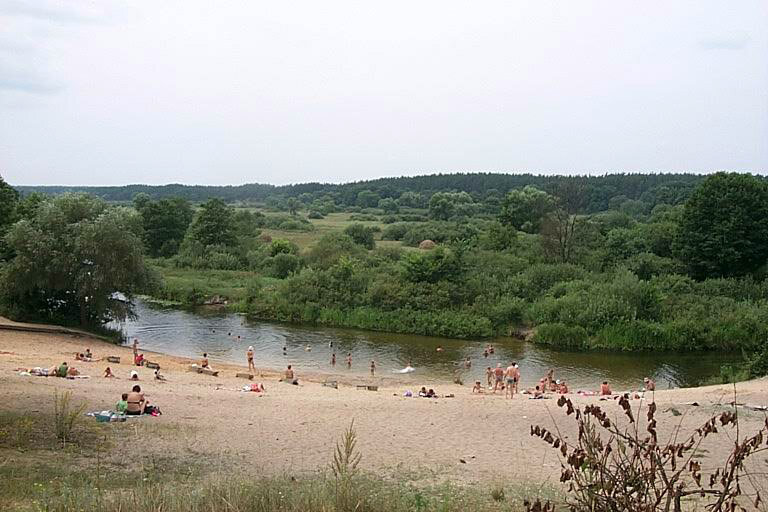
<box><xmin>381</xmin><ymin>223</ymin><xmax>409</xmax><ymax>241</ymax></box>
<box><xmin>307</xmin><ymin>210</ymin><xmax>324</xmax><ymax>219</ymax></box>
<box><xmin>343</xmin><ymin>224</ymin><xmax>376</xmax><ymax>250</ymax></box>
<box><xmin>533</xmin><ymin>323</ymin><xmax>588</xmax><ymax>350</ymax></box>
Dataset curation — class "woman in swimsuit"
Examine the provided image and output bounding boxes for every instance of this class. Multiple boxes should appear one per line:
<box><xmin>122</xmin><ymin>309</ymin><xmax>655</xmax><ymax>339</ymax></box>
<box><xmin>246</xmin><ymin>346</ymin><xmax>255</xmax><ymax>373</ymax></box>
<box><xmin>126</xmin><ymin>385</ymin><xmax>146</xmax><ymax>415</ymax></box>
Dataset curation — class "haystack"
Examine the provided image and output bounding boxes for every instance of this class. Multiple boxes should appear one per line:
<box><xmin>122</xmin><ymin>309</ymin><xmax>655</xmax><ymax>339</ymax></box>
<box><xmin>418</xmin><ymin>239</ymin><xmax>436</xmax><ymax>250</ymax></box>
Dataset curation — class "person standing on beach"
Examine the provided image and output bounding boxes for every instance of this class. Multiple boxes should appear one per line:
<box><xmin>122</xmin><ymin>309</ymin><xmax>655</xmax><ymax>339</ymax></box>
<box><xmin>492</xmin><ymin>363</ymin><xmax>504</xmax><ymax>393</ymax></box>
<box><xmin>331</xmin><ymin>353</ymin><xmax>336</xmax><ymax>366</ymax></box>
<box><xmin>246</xmin><ymin>346</ymin><xmax>255</xmax><ymax>373</ymax></box>
<box><xmin>505</xmin><ymin>363</ymin><xmax>517</xmax><ymax>399</ymax></box>
<box><xmin>132</xmin><ymin>338</ymin><xmax>139</xmax><ymax>357</ymax></box>
<box><xmin>512</xmin><ymin>364</ymin><xmax>520</xmax><ymax>394</ymax></box>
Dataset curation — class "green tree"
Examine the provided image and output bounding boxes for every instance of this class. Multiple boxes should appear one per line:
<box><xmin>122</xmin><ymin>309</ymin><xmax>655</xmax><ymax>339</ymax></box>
<box><xmin>676</xmin><ymin>173</ymin><xmax>768</xmax><ymax>278</ymax></box>
<box><xmin>428</xmin><ymin>191</ymin><xmax>473</xmax><ymax>221</ymax></box>
<box><xmin>378</xmin><ymin>197</ymin><xmax>399</xmax><ymax>214</ymax></box>
<box><xmin>2</xmin><ymin>194</ymin><xmax>151</xmax><ymax>326</ymax></box>
<box><xmin>15</xmin><ymin>192</ymin><xmax>47</xmax><ymax>221</ymax></box>
<box><xmin>356</xmin><ymin>190</ymin><xmax>380</xmax><ymax>208</ymax></box>
<box><xmin>397</xmin><ymin>191</ymin><xmax>423</xmax><ymax>208</ymax></box>
<box><xmin>499</xmin><ymin>186</ymin><xmax>554</xmax><ymax>232</ymax></box>
<box><xmin>0</xmin><ymin>175</ymin><xmax>19</xmax><ymax>257</ymax></box>
<box><xmin>190</xmin><ymin>198</ymin><xmax>237</xmax><ymax>247</ymax></box>
<box><xmin>286</xmin><ymin>197</ymin><xmax>300</xmax><ymax>216</ymax></box>
<box><xmin>134</xmin><ymin>196</ymin><xmax>194</xmax><ymax>257</ymax></box>
<box><xmin>343</xmin><ymin>223</ymin><xmax>376</xmax><ymax>250</ymax></box>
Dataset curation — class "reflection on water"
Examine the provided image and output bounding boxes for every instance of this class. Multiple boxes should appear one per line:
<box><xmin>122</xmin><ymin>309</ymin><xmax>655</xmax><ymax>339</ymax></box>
<box><xmin>115</xmin><ymin>299</ymin><xmax>737</xmax><ymax>390</ymax></box>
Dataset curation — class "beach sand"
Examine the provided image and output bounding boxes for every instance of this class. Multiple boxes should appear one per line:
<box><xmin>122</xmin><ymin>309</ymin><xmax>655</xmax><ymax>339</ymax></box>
<box><xmin>1</xmin><ymin>318</ymin><xmax>767</xmax><ymax>486</ymax></box>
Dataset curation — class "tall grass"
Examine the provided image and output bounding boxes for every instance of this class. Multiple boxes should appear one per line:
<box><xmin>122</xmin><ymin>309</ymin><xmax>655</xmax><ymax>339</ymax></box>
<box><xmin>53</xmin><ymin>390</ymin><xmax>87</xmax><ymax>444</ymax></box>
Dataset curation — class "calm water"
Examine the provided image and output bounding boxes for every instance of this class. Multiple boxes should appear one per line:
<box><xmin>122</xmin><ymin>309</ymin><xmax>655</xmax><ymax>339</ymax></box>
<box><xmin>115</xmin><ymin>299</ymin><xmax>736</xmax><ymax>391</ymax></box>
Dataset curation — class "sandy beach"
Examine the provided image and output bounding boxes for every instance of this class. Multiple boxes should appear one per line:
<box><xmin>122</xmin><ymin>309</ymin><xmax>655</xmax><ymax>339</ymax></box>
<box><xmin>1</xmin><ymin>318</ymin><xmax>767</xmax><ymax>487</ymax></box>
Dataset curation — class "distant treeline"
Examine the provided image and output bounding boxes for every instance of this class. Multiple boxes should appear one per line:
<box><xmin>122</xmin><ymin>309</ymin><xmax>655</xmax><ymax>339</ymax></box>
<box><xmin>16</xmin><ymin>172</ymin><xmax>713</xmax><ymax>213</ymax></box>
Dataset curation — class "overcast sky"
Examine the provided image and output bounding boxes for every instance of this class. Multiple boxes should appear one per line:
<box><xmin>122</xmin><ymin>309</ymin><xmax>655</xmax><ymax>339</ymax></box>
<box><xmin>1</xmin><ymin>1</ymin><xmax>766</xmax><ymax>186</ymax></box>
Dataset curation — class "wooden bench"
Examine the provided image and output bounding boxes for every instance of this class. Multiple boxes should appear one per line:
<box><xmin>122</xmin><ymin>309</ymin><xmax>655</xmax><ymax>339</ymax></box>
<box><xmin>106</xmin><ymin>356</ymin><xmax>120</xmax><ymax>364</ymax></box>
<box><xmin>236</xmin><ymin>372</ymin><xmax>254</xmax><ymax>380</ymax></box>
<box><xmin>356</xmin><ymin>385</ymin><xmax>378</xmax><ymax>391</ymax></box>
<box><xmin>188</xmin><ymin>365</ymin><xmax>219</xmax><ymax>377</ymax></box>
<box><xmin>145</xmin><ymin>361</ymin><xmax>160</xmax><ymax>369</ymax></box>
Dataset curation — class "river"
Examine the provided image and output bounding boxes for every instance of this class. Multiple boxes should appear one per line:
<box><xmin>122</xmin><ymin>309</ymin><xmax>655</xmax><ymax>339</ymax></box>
<box><xmin>115</xmin><ymin>299</ymin><xmax>736</xmax><ymax>391</ymax></box>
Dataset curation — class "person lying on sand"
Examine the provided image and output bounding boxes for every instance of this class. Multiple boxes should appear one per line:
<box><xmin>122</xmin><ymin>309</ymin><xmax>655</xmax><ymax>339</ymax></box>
<box><xmin>67</xmin><ymin>366</ymin><xmax>80</xmax><ymax>377</ymax></box>
<box><xmin>104</xmin><ymin>367</ymin><xmax>115</xmax><ymax>378</ymax></box>
<box><xmin>600</xmin><ymin>381</ymin><xmax>612</xmax><ymax>396</ymax></box>
<box><xmin>418</xmin><ymin>386</ymin><xmax>428</xmax><ymax>397</ymax></box>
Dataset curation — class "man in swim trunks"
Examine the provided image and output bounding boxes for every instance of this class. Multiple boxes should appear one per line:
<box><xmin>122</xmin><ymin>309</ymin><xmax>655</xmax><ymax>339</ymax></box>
<box><xmin>493</xmin><ymin>363</ymin><xmax>504</xmax><ymax>393</ymax></box>
<box><xmin>505</xmin><ymin>362</ymin><xmax>517</xmax><ymax>399</ymax></box>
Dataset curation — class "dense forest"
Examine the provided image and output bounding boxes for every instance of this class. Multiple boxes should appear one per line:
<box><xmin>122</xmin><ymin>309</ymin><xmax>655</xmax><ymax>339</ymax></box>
<box><xmin>2</xmin><ymin>172</ymin><xmax>768</xmax><ymax>380</ymax></box>
<box><xmin>16</xmin><ymin>172</ymin><xmax>709</xmax><ymax>213</ymax></box>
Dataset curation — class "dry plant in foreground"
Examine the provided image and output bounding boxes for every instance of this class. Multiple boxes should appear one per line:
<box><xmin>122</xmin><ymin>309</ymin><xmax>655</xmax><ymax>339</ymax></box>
<box><xmin>525</xmin><ymin>393</ymin><xmax>768</xmax><ymax>512</ymax></box>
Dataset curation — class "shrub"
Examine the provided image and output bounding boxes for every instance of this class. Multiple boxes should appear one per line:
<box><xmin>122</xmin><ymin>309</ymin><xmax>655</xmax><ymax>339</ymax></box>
<box><xmin>532</xmin><ymin>323</ymin><xmax>588</xmax><ymax>350</ymax></box>
<box><xmin>381</xmin><ymin>223</ymin><xmax>409</xmax><ymax>241</ymax></box>
<box><xmin>307</xmin><ymin>210</ymin><xmax>324</xmax><ymax>219</ymax></box>
<box><xmin>343</xmin><ymin>224</ymin><xmax>376</xmax><ymax>250</ymax></box>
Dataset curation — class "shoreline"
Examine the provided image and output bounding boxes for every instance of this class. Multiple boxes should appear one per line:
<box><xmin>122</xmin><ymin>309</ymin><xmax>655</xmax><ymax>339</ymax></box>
<box><xmin>2</xmin><ymin>315</ymin><xmax>768</xmax><ymax>485</ymax></box>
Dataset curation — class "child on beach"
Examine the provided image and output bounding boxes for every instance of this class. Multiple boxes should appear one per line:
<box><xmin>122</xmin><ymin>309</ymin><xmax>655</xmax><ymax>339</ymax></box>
<box><xmin>472</xmin><ymin>381</ymin><xmax>483</xmax><ymax>393</ymax></box>
<box><xmin>104</xmin><ymin>367</ymin><xmax>115</xmax><ymax>378</ymax></box>
<box><xmin>485</xmin><ymin>367</ymin><xmax>493</xmax><ymax>387</ymax></box>
<box><xmin>116</xmin><ymin>393</ymin><xmax>128</xmax><ymax>414</ymax></box>
<box><xmin>201</xmin><ymin>353</ymin><xmax>209</xmax><ymax>368</ymax></box>
<box><xmin>600</xmin><ymin>381</ymin><xmax>612</xmax><ymax>395</ymax></box>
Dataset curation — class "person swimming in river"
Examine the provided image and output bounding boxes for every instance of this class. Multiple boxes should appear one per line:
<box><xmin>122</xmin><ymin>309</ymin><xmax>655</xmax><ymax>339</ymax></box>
<box><xmin>331</xmin><ymin>353</ymin><xmax>336</xmax><ymax>366</ymax></box>
<box><xmin>346</xmin><ymin>353</ymin><xmax>352</xmax><ymax>368</ymax></box>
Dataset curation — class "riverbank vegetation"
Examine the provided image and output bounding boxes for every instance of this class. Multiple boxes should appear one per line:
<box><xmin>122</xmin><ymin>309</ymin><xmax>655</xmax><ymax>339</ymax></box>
<box><xmin>2</xmin><ymin>173</ymin><xmax>768</xmax><ymax>368</ymax></box>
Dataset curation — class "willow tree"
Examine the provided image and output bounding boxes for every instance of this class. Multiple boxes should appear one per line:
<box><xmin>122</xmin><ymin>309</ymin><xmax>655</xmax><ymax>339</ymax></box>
<box><xmin>1</xmin><ymin>194</ymin><xmax>152</xmax><ymax>326</ymax></box>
